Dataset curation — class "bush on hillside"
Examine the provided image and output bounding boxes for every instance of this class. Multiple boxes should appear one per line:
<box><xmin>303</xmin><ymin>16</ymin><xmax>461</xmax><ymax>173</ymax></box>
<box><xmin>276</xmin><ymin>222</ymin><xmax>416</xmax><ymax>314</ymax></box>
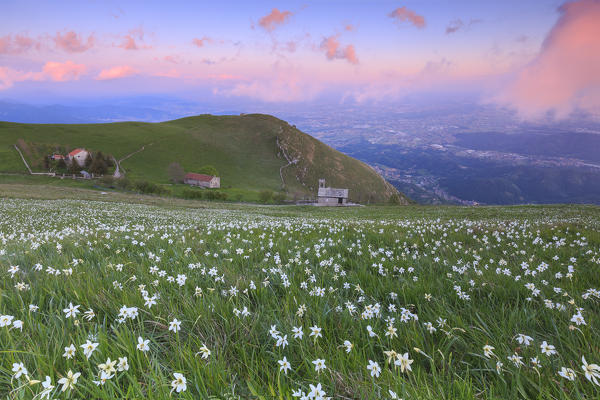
<box><xmin>132</xmin><ymin>180</ymin><xmax>169</xmax><ymax>195</ymax></box>
<box><xmin>180</xmin><ymin>189</ymin><xmax>227</xmax><ymax>201</ymax></box>
<box><xmin>258</xmin><ymin>190</ymin><xmax>273</xmax><ymax>204</ymax></box>
<box><xmin>168</xmin><ymin>162</ymin><xmax>185</xmax><ymax>183</ymax></box>
<box><xmin>115</xmin><ymin>177</ymin><xmax>132</xmax><ymax>190</ymax></box>
<box><xmin>204</xmin><ymin>190</ymin><xmax>227</xmax><ymax>201</ymax></box>
<box><xmin>273</xmin><ymin>192</ymin><xmax>287</xmax><ymax>204</ymax></box>
<box><xmin>388</xmin><ymin>193</ymin><xmax>403</xmax><ymax>205</ymax></box>
<box><xmin>99</xmin><ymin>175</ymin><xmax>115</xmax><ymax>188</ymax></box>
<box><xmin>89</xmin><ymin>151</ymin><xmax>112</xmax><ymax>175</ymax></box>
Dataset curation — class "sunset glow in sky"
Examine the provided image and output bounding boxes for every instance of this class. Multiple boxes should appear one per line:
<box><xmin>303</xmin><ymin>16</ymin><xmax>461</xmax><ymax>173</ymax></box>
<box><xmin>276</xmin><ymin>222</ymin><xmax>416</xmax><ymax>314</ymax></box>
<box><xmin>1</xmin><ymin>0</ymin><xmax>599</xmax><ymax>118</ymax></box>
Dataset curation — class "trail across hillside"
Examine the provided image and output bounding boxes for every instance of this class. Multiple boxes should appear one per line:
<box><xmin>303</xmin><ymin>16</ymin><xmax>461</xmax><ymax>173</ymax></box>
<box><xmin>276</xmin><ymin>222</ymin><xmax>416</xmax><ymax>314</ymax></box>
<box><xmin>276</xmin><ymin>135</ymin><xmax>298</xmax><ymax>189</ymax></box>
<box><xmin>115</xmin><ymin>143</ymin><xmax>153</xmax><ymax>176</ymax></box>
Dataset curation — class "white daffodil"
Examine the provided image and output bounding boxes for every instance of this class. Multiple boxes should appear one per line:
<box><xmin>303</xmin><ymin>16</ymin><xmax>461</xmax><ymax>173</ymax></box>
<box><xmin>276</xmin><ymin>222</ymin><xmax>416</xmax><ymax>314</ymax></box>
<box><xmin>312</xmin><ymin>358</ymin><xmax>326</xmax><ymax>373</ymax></box>
<box><xmin>278</xmin><ymin>356</ymin><xmax>291</xmax><ymax>374</ymax></box>
<box><xmin>171</xmin><ymin>373</ymin><xmax>187</xmax><ymax>393</ymax></box>
<box><xmin>395</xmin><ymin>352</ymin><xmax>413</xmax><ymax>373</ymax></box>
<box><xmin>63</xmin><ymin>344</ymin><xmax>76</xmax><ymax>359</ymax></box>
<box><xmin>12</xmin><ymin>362</ymin><xmax>28</xmax><ymax>379</ymax></box>
<box><xmin>58</xmin><ymin>370</ymin><xmax>81</xmax><ymax>392</ymax></box>
<box><xmin>168</xmin><ymin>318</ymin><xmax>181</xmax><ymax>333</ymax></box>
<box><xmin>582</xmin><ymin>356</ymin><xmax>600</xmax><ymax>386</ymax></box>
<box><xmin>63</xmin><ymin>302</ymin><xmax>80</xmax><ymax>319</ymax></box>
<box><xmin>558</xmin><ymin>367</ymin><xmax>576</xmax><ymax>381</ymax></box>
<box><xmin>367</xmin><ymin>360</ymin><xmax>381</xmax><ymax>378</ymax></box>
<box><xmin>81</xmin><ymin>340</ymin><xmax>99</xmax><ymax>359</ymax></box>
<box><xmin>118</xmin><ymin>357</ymin><xmax>129</xmax><ymax>371</ymax></box>
<box><xmin>137</xmin><ymin>336</ymin><xmax>150</xmax><ymax>352</ymax></box>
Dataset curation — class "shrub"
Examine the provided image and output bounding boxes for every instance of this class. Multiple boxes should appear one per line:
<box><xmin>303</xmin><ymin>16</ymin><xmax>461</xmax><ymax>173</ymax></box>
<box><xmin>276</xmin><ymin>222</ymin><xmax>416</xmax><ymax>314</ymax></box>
<box><xmin>181</xmin><ymin>189</ymin><xmax>204</xmax><ymax>200</ymax></box>
<box><xmin>115</xmin><ymin>177</ymin><xmax>132</xmax><ymax>190</ymax></box>
<box><xmin>204</xmin><ymin>190</ymin><xmax>228</xmax><ymax>201</ymax></box>
<box><xmin>99</xmin><ymin>176</ymin><xmax>115</xmax><ymax>188</ymax></box>
<box><xmin>258</xmin><ymin>190</ymin><xmax>273</xmax><ymax>204</ymax></box>
<box><xmin>273</xmin><ymin>192</ymin><xmax>287</xmax><ymax>204</ymax></box>
<box><xmin>168</xmin><ymin>162</ymin><xmax>185</xmax><ymax>183</ymax></box>
<box><xmin>89</xmin><ymin>151</ymin><xmax>111</xmax><ymax>175</ymax></box>
<box><xmin>389</xmin><ymin>193</ymin><xmax>402</xmax><ymax>205</ymax></box>
<box><xmin>132</xmin><ymin>180</ymin><xmax>168</xmax><ymax>195</ymax></box>
<box><xmin>180</xmin><ymin>189</ymin><xmax>227</xmax><ymax>201</ymax></box>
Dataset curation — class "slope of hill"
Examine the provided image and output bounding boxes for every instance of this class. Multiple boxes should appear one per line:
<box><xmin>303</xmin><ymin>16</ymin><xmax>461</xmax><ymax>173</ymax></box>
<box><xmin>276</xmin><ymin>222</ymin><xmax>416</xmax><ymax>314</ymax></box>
<box><xmin>0</xmin><ymin>114</ymin><xmax>407</xmax><ymax>204</ymax></box>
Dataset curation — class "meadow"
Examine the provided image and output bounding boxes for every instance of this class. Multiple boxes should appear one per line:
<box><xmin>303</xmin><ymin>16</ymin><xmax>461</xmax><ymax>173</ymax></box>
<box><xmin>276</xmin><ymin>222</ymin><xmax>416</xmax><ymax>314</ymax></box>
<box><xmin>1</xmin><ymin>198</ymin><xmax>599</xmax><ymax>399</ymax></box>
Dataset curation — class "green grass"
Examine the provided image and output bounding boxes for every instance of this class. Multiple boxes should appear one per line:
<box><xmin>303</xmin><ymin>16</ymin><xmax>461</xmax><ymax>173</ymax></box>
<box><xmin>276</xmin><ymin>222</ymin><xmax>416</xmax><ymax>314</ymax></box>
<box><xmin>0</xmin><ymin>194</ymin><xmax>599</xmax><ymax>399</ymax></box>
<box><xmin>0</xmin><ymin>114</ymin><xmax>405</xmax><ymax>204</ymax></box>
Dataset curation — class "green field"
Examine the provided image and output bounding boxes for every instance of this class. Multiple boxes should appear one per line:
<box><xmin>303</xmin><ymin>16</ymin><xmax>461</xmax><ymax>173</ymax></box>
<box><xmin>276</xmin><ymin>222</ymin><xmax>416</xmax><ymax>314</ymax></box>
<box><xmin>0</xmin><ymin>114</ymin><xmax>405</xmax><ymax>204</ymax></box>
<box><xmin>0</xmin><ymin>188</ymin><xmax>599</xmax><ymax>399</ymax></box>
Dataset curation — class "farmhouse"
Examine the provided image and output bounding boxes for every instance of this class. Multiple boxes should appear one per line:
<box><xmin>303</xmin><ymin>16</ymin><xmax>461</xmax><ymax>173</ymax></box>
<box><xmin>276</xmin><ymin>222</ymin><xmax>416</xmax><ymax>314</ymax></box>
<box><xmin>50</xmin><ymin>154</ymin><xmax>65</xmax><ymax>160</ymax></box>
<box><xmin>68</xmin><ymin>148</ymin><xmax>89</xmax><ymax>167</ymax></box>
<box><xmin>184</xmin><ymin>172</ymin><xmax>220</xmax><ymax>188</ymax></box>
<box><xmin>317</xmin><ymin>179</ymin><xmax>349</xmax><ymax>206</ymax></box>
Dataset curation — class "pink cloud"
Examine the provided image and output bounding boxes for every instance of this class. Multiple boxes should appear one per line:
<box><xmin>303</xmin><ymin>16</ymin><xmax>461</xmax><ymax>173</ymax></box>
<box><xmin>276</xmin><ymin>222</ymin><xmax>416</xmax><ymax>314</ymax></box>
<box><xmin>117</xmin><ymin>27</ymin><xmax>151</xmax><ymax>50</ymax></box>
<box><xmin>389</xmin><ymin>7</ymin><xmax>426</xmax><ymax>29</ymax></box>
<box><xmin>163</xmin><ymin>55</ymin><xmax>181</xmax><ymax>64</ymax></box>
<box><xmin>153</xmin><ymin>69</ymin><xmax>181</xmax><ymax>78</ymax></box>
<box><xmin>208</xmin><ymin>73</ymin><xmax>242</xmax><ymax>81</ymax></box>
<box><xmin>96</xmin><ymin>65</ymin><xmax>136</xmax><ymax>80</ymax></box>
<box><xmin>0</xmin><ymin>37</ymin><xmax>9</xmax><ymax>54</ymax></box>
<box><xmin>192</xmin><ymin>36</ymin><xmax>213</xmax><ymax>47</ymax></box>
<box><xmin>258</xmin><ymin>8</ymin><xmax>293</xmax><ymax>32</ymax></box>
<box><xmin>0</xmin><ymin>34</ymin><xmax>40</xmax><ymax>54</ymax></box>
<box><xmin>0</xmin><ymin>66</ymin><xmax>22</xmax><ymax>89</ymax></box>
<box><xmin>54</xmin><ymin>31</ymin><xmax>95</xmax><ymax>53</ymax></box>
<box><xmin>320</xmin><ymin>35</ymin><xmax>359</xmax><ymax>65</ymax></box>
<box><xmin>494</xmin><ymin>0</ymin><xmax>600</xmax><ymax>119</ymax></box>
<box><xmin>42</xmin><ymin>61</ymin><xmax>86</xmax><ymax>81</ymax></box>
<box><xmin>120</xmin><ymin>35</ymin><xmax>138</xmax><ymax>50</ymax></box>
<box><xmin>344</xmin><ymin>24</ymin><xmax>356</xmax><ymax>32</ymax></box>
<box><xmin>285</xmin><ymin>41</ymin><xmax>297</xmax><ymax>52</ymax></box>
<box><xmin>221</xmin><ymin>77</ymin><xmax>321</xmax><ymax>102</ymax></box>
<box><xmin>0</xmin><ymin>66</ymin><xmax>40</xmax><ymax>90</ymax></box>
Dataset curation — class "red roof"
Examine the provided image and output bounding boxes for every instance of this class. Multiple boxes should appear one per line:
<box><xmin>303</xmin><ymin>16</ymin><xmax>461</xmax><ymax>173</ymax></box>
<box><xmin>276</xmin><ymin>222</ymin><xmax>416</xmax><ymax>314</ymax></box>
<box><xmin>68</xmin><ymin>148</ymin><xmax>86</xmax><ymax>157</ymax></box>
<box><xmin>185</xmin><ymin>172</ymin><xmax>214</xmax><ymax>182</ymax></box>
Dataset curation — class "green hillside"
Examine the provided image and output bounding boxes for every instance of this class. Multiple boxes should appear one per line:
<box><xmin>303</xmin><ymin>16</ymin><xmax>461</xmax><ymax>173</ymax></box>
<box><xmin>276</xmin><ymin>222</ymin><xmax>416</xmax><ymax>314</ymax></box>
<box><xmin>0</xmin><ymin>114</ymin><xmax>408</xmax><ymax>204</ymax></box>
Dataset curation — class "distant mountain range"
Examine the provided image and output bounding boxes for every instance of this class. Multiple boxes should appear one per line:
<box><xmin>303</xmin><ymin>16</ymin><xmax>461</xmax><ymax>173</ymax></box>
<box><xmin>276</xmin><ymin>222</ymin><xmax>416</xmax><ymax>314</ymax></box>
<box><xmin>1</xmin><ymin>97</ymin><xmax>599</xmax><ymax>205</ymax></box>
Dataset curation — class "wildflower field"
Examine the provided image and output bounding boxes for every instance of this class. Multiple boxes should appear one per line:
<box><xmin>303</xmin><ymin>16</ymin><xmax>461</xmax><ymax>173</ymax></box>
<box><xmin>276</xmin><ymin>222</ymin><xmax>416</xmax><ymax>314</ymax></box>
<box><xmin>1</xmin><ymin>199</ymin><xmax>599</xmax><ymax>399</ymax></box>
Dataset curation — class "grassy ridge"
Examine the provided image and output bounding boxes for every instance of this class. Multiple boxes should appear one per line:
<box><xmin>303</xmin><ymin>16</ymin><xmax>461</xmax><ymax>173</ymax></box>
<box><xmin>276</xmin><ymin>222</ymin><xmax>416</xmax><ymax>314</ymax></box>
<box><xmin>0</xmin><ymin>114</ymin><xmax>407</xmax><ymax>204</ymax></box>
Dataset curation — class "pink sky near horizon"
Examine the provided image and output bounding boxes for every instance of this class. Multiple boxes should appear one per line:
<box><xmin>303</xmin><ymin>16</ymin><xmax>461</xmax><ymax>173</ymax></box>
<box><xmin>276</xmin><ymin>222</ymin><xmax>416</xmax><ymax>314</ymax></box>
<box><xmin>1</xmin><ymin>0</ymin><xmax>599</xmax><ymax>119</ymax></box>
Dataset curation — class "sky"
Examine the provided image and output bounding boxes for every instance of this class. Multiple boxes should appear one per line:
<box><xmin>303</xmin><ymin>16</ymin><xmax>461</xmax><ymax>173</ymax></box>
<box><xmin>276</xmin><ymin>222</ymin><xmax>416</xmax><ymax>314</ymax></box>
<box><xmin>1</xmin><ymin>0</ymin><xmax>599</xmax><ymax>119</ymax></box>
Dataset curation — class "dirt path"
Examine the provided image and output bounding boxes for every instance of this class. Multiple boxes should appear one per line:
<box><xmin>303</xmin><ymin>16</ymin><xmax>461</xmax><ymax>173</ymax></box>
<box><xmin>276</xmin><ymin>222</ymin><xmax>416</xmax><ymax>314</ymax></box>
<box><xmin>13</xmin><ymin>144</ymin><xmax>55</xmax><ymax>176</ymax></box>
<box><xmin>118</xmin><ymin>143</ymin><xmax>153</xmax><ymax>164</ymax></box>
<box><xmin>115</xmin><ymin>143</ymin><xmax>153</xmax><ymax>177</ymax></box>
<box><xmin>13</xmin><ymin>144</ymin><xmax>33</xmax><ymax>174</ymax></box>
<box><xmin>276</xmin><ymin>136</ymin><xmax>298</xmax><ymax>189</ymax></box>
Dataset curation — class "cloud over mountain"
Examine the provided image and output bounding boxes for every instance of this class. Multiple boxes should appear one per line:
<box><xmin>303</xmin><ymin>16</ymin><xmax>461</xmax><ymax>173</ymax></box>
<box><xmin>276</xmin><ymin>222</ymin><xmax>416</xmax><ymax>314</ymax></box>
<box><xmin>96</xmin><ymin>65</ymin><xmax>136</xmax><ymax>80</ymax></box>
<box><xmin>495</xmin><ymin>0</ymin><xmax>600</xmax><ymax>119</ymax></box>
<box><xmin>43</xmin><ymin>60</ymin><xmax>86</xmax><ymax>81</ymax></box>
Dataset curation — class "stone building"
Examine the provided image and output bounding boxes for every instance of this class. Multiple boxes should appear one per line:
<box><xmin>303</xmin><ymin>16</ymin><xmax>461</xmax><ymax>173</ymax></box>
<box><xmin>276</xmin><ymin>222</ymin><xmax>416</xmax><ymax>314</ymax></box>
<box><xmin>317</xmin><ymin>179</ymin><xmax>349</xmax><ymax>206</ymax></box>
